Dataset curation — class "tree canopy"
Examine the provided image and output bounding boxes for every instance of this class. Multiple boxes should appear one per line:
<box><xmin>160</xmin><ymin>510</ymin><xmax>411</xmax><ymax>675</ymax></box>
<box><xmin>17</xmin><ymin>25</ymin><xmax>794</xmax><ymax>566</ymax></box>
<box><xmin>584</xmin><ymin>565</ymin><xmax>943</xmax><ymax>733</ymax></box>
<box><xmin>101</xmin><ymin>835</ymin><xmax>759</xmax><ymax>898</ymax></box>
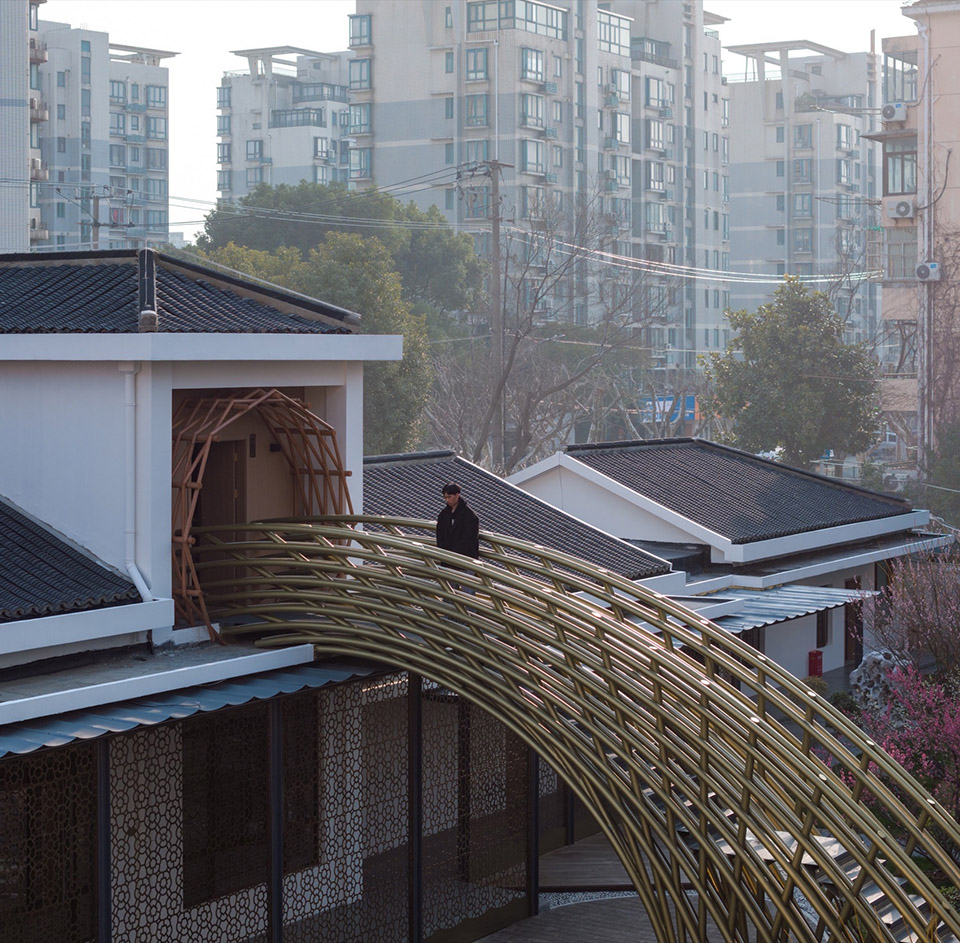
<box><xmin>197</xmin><ymin>181</ymin><xmax>483</xmax><ymax>313</ymax></box>
<box><xmin>706</xmin><ymin>278</ymin><xmax>879</xmax><ymax>467</ymax></box>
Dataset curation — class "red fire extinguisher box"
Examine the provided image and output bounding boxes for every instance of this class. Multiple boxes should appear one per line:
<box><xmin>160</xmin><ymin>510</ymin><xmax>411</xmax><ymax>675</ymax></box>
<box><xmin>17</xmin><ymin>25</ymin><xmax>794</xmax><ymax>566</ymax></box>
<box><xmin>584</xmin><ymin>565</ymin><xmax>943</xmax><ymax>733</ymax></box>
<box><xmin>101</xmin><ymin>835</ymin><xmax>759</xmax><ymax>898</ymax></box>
<box><xmin>808</xmin><ymin>649</ymin><xmax>823</xmax><ymax>677</ymax></box>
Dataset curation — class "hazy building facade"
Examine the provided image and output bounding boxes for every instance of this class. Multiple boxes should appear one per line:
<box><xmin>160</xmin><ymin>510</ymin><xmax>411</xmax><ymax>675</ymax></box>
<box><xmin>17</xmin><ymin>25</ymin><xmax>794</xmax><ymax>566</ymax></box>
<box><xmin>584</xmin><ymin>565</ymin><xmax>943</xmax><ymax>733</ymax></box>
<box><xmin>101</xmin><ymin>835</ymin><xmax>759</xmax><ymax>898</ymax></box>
<box><xmin>725</xmin><ymin>41</ymin><xmax>881</xmax><ymax>345</ymax></box>
<box><xmin>216</xmin><ymin>47</ymin><xmax>352</xmax><ymax>198</ymax></box>
<box><xmin>0</xmin><ymin>1</ymin><xmax>175</xmax><ymax>252</ymax></box>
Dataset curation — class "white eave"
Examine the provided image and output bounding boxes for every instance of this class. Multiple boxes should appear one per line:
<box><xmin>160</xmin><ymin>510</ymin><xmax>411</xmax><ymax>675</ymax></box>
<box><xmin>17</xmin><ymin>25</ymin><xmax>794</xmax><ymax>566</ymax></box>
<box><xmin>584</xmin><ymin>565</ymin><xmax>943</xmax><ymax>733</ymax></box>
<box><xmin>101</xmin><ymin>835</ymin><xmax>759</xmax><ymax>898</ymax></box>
<box><xmin>0</xmin><ymin>333</ymin><xmax>404</xmax><ymax>363</ymax></box>
<box><xmin>511</xmin><ymin>451</ymin><xmax>930</xmax><ymax>565</ymax></box>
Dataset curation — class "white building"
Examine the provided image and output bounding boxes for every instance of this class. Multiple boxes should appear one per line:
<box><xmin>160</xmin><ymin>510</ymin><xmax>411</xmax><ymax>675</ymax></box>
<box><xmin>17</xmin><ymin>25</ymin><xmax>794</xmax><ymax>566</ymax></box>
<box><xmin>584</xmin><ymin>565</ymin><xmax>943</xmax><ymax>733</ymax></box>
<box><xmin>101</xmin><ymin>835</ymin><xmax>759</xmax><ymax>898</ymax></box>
<box><xmin>216</xmin><ymin>47</ymin><xmax>352</xmax><ymax>198</ymax></box>
<box><xmin>725</xmin><ymin>40</ymin><xmax>882</xmax><ymax>344</ymax></box>
<box><xmin>0</xmin><ymin>0</ymin><xmax>176</xmax><ymax>253</ymax></box>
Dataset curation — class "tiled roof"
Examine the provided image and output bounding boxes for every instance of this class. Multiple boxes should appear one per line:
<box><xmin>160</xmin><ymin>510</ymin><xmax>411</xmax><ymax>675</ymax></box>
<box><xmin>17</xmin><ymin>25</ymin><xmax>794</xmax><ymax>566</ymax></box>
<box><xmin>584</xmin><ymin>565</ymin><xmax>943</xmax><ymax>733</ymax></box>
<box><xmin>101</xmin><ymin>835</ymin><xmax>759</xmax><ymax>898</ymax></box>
<box><xmin>0</xmin><ymin>496</ymin><xmax>141</xmax><ymax>623</ymax></box>
<box><xmin>0</xmin><ymin>249</ymin><xmax>355</xmax><ymax>334</ymax></box>
<box><xmin>363</xmin><ymin>451</ymin><xmax>670</xmax><ymax>580</ymax></box>
<box><xmin>565</xmin><ymin>438</ymin><xmax>915</xmax><ymax>544</ymax></box>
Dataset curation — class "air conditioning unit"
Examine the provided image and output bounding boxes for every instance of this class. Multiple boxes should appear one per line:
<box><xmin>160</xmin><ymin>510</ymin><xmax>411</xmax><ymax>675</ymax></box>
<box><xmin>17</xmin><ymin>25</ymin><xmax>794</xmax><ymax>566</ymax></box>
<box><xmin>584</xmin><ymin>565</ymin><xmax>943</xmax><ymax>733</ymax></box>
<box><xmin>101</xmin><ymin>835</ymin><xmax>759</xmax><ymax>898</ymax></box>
<box><xmin>885</xmin><ymin>198</ymin><xmax>915</xmax><ymax>220</ymax></box>
<box><xmin>882</xmin><ymin>102</ymin><xmax>908</xmax><ymax>123</ymax></box>
<box><xmin>916</xmin><ymin>260</ymin><xmax>941</xmax><ymax>281</ymax></box>
<box><xmin>30</xmin><ymin>157</ymin><xmax>42</xmax><ymax>171</ymax></box>
<box><xmin>29</xmin><ymin>97</ymin><xmax>38</xmax><ymax>109</ymax></box>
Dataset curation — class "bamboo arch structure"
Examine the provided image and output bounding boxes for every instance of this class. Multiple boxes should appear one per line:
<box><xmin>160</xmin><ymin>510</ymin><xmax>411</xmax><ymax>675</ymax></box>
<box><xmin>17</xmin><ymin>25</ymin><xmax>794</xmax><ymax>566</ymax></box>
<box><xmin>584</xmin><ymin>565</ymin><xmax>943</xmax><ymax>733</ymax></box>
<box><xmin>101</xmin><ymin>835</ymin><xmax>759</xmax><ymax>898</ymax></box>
<box><xmin>170</xmin><ymin>388</ymin><xmax>352</xmax><ymax>631</ymax></box>
<box><xmin>190</xmin><ymin>515</ymin><xmax>960</xmax><ymax>943</ymax></box>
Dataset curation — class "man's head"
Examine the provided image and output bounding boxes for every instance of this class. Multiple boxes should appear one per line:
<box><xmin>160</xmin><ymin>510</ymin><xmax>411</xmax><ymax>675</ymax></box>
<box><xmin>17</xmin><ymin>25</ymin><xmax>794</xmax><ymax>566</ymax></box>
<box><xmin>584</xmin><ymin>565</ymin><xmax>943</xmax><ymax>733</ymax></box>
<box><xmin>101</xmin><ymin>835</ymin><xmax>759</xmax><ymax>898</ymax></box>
<box><xmin>441</xmin><ymin>482</ymin><xmax>461</xmax><ymax>509</ymax></box>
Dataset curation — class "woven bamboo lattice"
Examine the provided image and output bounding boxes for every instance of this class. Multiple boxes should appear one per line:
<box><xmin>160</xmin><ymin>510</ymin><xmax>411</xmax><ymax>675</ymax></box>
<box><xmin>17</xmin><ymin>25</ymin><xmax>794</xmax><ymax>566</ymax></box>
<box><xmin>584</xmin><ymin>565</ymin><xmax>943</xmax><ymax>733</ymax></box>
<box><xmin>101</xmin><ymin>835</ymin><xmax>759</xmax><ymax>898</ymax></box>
<box><xmin>171</xmin><ymin>389</ymin><xmax>352</xmax><ymax>632</ymax></box>
<box><xmin>191</xmin><ymin>516</ymin><xmax>960</xmax><ymax>943</ymax></box>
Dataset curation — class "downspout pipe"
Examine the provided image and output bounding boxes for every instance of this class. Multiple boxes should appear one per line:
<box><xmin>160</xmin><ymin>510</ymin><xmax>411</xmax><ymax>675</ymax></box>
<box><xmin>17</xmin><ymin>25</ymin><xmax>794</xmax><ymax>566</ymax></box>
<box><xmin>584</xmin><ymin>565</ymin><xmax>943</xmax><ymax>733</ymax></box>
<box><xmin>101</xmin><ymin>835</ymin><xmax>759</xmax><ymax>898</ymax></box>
<box><xmin>120</xmin><ymin>361</ymin><xmax>152</xmax><ymax>603</ymax></box>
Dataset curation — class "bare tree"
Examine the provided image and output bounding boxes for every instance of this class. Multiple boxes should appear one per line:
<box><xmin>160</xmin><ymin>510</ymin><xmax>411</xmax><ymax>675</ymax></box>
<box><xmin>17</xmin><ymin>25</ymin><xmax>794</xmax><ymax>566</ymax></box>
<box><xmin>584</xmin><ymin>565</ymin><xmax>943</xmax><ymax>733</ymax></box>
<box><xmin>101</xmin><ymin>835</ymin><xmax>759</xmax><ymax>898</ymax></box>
<box><xmin>424</xmin><ymin>178</ymin><xmax>678</xmax><ymax>473</ymax></box>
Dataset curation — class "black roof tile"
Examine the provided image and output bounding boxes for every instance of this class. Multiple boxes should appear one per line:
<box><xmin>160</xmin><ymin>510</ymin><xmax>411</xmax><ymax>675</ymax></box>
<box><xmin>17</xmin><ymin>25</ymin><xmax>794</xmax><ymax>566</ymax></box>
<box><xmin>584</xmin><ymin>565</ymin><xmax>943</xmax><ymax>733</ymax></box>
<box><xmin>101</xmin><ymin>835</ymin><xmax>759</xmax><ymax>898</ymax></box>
<box><xmin>0</xmin><ymin>496</ymin><xmax>141</xmax><ymax>623</ymax></box>
<box><xmin>363</xmin><ymin>451</ymin><xmax>670</xmax><ymax>580</ymax></box>
<box><xmin>0</xmin><ymin>250</ymin><xmax>355</xmax><ymax>334</ymax></box>
<box><xmin>565</xmin><ymin>438</ymin><xmax>915</xmax><ymax>544</ymax></box>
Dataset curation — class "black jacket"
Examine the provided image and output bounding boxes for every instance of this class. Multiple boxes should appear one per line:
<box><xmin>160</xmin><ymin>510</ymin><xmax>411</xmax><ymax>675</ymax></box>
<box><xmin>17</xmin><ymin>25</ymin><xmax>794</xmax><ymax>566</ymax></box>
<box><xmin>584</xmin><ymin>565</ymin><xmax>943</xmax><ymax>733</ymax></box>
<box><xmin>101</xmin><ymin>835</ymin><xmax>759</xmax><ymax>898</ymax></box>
<box><xmin>436</xmin><ymin>498</ymin><xmax>480</xmax><ymax>558</ymax></box>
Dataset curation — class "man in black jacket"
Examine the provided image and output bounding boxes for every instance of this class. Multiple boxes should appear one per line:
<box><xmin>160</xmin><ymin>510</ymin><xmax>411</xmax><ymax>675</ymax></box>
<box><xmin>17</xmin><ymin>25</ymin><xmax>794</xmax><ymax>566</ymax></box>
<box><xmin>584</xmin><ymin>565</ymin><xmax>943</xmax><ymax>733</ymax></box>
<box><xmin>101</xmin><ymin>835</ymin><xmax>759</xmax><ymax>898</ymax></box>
<box><xmin>436</xmin><ymin>482</ymin><xmax>480</xmax><ymax>560</ymax></box>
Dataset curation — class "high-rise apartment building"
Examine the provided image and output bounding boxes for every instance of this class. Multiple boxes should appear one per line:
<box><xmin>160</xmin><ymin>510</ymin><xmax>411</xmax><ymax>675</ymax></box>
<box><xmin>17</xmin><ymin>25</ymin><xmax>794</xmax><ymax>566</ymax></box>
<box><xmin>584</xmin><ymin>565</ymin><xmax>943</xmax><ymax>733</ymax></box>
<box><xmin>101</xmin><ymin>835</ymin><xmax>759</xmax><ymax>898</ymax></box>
<box><xmin>216</xmin><ymin>1</ymin><xmax>731</xmax><ymax>369</ymax></box>
<box><xmin>876</xmin><ymin>0</ymin><xmax>960</xmax><ymax>464</ymax></box>
<box><xmin>725</xmin><ymin>41</ymin><xmax>881</xmax><ymax>345</ymax></box>
<box><xmin>216</xmin><ymin>47</ymin><xmax>352</xmax><ymax>197</ymax></box>
<box><xmin>0</xmin><ymin>0</ymin><xmax>175</xmax><ymax>252</ymax></box>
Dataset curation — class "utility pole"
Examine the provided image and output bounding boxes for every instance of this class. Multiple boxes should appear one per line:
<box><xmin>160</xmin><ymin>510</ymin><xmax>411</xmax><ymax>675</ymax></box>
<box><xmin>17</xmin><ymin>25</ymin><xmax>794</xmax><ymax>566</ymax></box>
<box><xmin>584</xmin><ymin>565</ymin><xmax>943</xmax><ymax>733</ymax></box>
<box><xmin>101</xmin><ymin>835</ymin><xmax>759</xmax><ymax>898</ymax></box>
<box><xmin>92</xmin><ymin>192</ymin><xmax>101</xmax><ymax>250</ymax></box>
<box><xmin>485</xmin><ymin>158</ymin><xmax>511</xmax><ymax>469</ymax></box>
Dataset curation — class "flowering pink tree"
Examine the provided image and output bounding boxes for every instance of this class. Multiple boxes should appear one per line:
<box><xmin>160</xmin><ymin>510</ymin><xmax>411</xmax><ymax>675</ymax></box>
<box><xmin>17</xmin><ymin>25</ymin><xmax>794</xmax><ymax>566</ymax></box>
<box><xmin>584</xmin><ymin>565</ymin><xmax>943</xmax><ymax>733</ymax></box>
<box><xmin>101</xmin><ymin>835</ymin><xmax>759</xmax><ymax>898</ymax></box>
<box><xmin>853</xmin><ymin>666</ymin><xmax>960</xmax><ymax>866</ymax></box>
<box><xmin>863</xmin><ymin>546</ymin><xmax>960</xmax><ymax>679</ymax></box>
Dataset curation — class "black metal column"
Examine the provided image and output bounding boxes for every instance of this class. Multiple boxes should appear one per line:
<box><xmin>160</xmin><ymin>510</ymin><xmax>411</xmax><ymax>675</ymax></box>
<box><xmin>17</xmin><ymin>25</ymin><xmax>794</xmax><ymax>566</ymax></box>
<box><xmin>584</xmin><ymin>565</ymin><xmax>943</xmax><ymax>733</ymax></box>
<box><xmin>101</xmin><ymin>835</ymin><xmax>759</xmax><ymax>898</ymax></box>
<box><xmin>97</xmin><ymin>739</ymin><xmax>112</xmax><ymax>943</ymax></box>
<box><xmin>408</xmin><ymin>674</ymin><xmax>423</xmax><ymax>943</ymax></box>
<box><xmin>527</xmin><ymin>749</ymin><xmax>540</xmax><ymax>916</ymax></box>
<box><xmin>456</xmin><ymin>696</ymin><xmax>472</xmax><ymax>881</ymax></box>
<box><xmin>268</xmin><ymin>701</ymin><xmax>284</xmax><ymax>943</ymax></box>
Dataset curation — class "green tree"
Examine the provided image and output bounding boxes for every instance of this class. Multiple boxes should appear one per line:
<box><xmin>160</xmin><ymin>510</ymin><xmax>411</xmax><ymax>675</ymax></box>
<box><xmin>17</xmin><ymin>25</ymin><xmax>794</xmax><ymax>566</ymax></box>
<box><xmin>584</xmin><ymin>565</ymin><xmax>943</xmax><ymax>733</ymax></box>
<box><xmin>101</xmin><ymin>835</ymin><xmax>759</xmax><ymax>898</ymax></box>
<box><xmin>907</xmin><ymin>420</ymin><xmax>960</xmax><ymax>526</ymax></box>
<box><xmin>197</xmin><ymin>181</ymin><xmax>483</xmax><ymax>313</ymax></box>
<box><xmin>198</xmin><ymin>236</ymin><xmax>431</xmax><ymax>455</ymax></box>
<box><xmin>706</xmin><ymin>278</ymin><xmax>879</xmax><ymax>467</ymax></box>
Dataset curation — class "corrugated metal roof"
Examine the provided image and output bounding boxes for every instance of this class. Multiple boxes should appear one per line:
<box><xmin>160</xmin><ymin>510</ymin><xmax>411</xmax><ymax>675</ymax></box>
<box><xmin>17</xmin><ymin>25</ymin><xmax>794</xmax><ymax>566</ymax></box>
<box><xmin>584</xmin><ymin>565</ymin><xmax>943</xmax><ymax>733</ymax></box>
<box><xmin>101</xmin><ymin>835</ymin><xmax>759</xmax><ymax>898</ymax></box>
<box><xmin>711</xmin><ymin>585</ymin><xmax>865</xmax><ymax>634</ymax></box>
<box><xmin>0</xmin><ymin>660</ymin><xmax>380</xmax><ymax>759</ymax></box>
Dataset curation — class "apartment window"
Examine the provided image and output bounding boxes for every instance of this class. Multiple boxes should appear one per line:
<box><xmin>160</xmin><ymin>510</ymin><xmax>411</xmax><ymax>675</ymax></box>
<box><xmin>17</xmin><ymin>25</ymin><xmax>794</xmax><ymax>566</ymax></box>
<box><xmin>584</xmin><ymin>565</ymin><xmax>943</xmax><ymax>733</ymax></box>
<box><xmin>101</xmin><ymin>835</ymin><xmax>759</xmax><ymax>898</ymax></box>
<box><xmin>56</xmin><ymin>201</ymin><xmax>66</xmax><ymax>218</ymax></box>
<box><xmin>721</xmin><ymin>136</ymin><xmax>729</xmax><ymax>163</ymax></box>
<box><xmin>217</xmin><ymin>143</ymin><xmax>231</xmax><ymax>163</ymax></box>
<box><xmin>837</xmin><ymin>123</ymin><xmax>855</xmax><ymax>150</ymax></box>
<box><xmin>57</xmin><ymin>71</ymin><xmax>66</xmax><ymax>88</ymax></box>
<box><xmin>794</xmin><ymin>123</ymin><xmax>812</xmax><ymax>148</ymax></box>
<box><xmin>146</xmin><ymin>85</ymin><xmax>167</xmax><ymax>107</ymax></box>
<box><xmin>795</xmin><ymin>228</ymin><xmax>813</xmax><ymax>252</ymax></box>
<box><xmin>217</xmin><ymin>86</ymin><xmax>231</xmax><ymax>108</ymax></box>
<box><xmin>80</xmin><ymin>88</ymin><xmax>91</xmax><ymax>117</ymax></box>
<box><xmin>645</xmin><ymin>77</ymin><xmax>665</xmax><ymax>108</ymax></box>
<box><xmin>520</xmin><ymin>93</ymin><xmax>544</xmax><ymax>128</ymax></box>
<box><xmin>147</xmin><ymin>116</ymin><xmax>167</xmax><ymax>140</ymax></box>
<box><xmin>349</xmin><ymin>146</ymin><xmax>372</xmax><ymax>178</ymax></box>
<box><xmin>246</xmin><ymin>167</ymin><xmax>263</xmax><ymax>186</ymax></box>
<box><xmin>615</xmin><ymin>112</ymin><xmax>630</xmax><ymax>145</ymax></box>
<box><xmin>445</xmin><ymin>188</ymin><xmax>455</xmax><ymax>209</ymax></box>
<box><xmin>521</xmin><ymin>47</ymin><xmax>544</xmax><ymax>82</ymax></box>
<box><xmin>446</xmin><ymin>5</ymin><xmax>453</xmax><ymax>27</ymax></box>
<box><xmin>521</xmin><ymin>185</ymin><xmax>544</xmax><ymax>219</ymax></box>
<box><xmin>216</xmin><ymin>115</ymin><xmax>231</xmax><ymax>135</ymax></box>
<box><xmin>794</xmin><ymin>159</ymin><xmax>812</xmax><ymax>182</ymax></box>
<box><xmin>144</xmin><ymin>177</ymin><xmax>168</xmax><ymax>198</ymax></box>
<box><xmin>29</xmin><ymin>2</ymin><xmax>38</xmax><ymax>28</ymax></box>
<box><xmin>466</xmin><ymin>47</ymin><xmax>488</xmax><ymax>80</ymax></box>
<box><xmin>464</xmin><ymin>185</ymin><xmax>491</xmax><ymax>218</ymax></box>
<box><xmin>217</xmin><ymin>170</ymin><xmax>231</xmax><ymax>190</ymax></box>
<box><xmin>313</xmin><ymin>137</ymin><xmax>329</xmax><ymax>158</ymax></box>
<box><xmin>349</xmin><ymin>58</ymin><xmax>371</xmax><ymax>89</ymax></box>
<box><xmin>597</xmin><ymin>9</ymin><xmax>631</xmax><ymax>56</ymax></box>
<box><xmin>884</xmin><ymin>50</ymin><xmax>918</xmax><ymax>103</ymax></box>
<box><xmin>110</xmin><ymin>80</ymin><xmax>126</xmax><ymax>102</ymax></box>
<box><xmin>794</xmin><ymin>193</ymin><xmax>813</xmax><ymax>217</ymax></box>
<box><xmin>129</xmin><ymin>146</ymin><xmax>141</xmax><ymax>164</ymax></box>
<box><xmin>554</xmin><ymin>54</ymin><xmax>563</xmax><ymax>78</ymax></box>
<box><xmin>712</xmin><ymin>172</ymin><xmax>719</xmax><ymax>192</ymax></box>
<box><xmin>444</xmin><ymin>142</ymin><xmax>455</xmax><ymax>164</ymax></box>
<box><xmin>445</xmin><ymin>51</ymin><xmax>454</xmax><ymax>73</ymax></box>
<box><xmin>646</xmin><ymin>161</ymin><xmax>665</xmax><ymax>191</ymax></box>
<box><xmin>81</xmin><ymin>56</ymin><xmax>91</xmax><ymax>84</ymax></box>
<box><xmin>521</xmin><ymin>138</ymin><xmax>545</xmax><ymax>174</ymax></box>
<box><xmin>721</xmin><ymin>98</ymin><xmax>729</xmax><ymax>127</ymax></box>
<box><xmin>575</xmin><ymin>125</ymin><xmax>584</xmax><ymax>164</ymax></box>
<box><xmin>646</xmin><ymin>119</ymin><xmax>665</xmax><ymax>150</ymax></box>
<box><xmin>246</xmin><ymin>139</ymin><xmax>263</xmax><ymax>160</ymax></box>
<box><xmin>575</xmin><ymin>80</ymin><xmax>584</xmax><ymax>119</ymax></box>
<box><xmin>313</xmin><ymin>165</ymin><xmax>329</xmax><ymax>184</ymax></box>
<box><xmin>775</xmin><ymin>91</ymin><xmax>784</xmax><ymax>110</ymax></box>
<box><xmin>776</xmin><ymin>229</ymin><xmax>785</xmax><ymax>246</ymax></box>
<box><xmin>884</xmin><ymin>136</ymin><xmax>917</xmax><ymax>195</ymax></box>
<box><xmin>349</xmin><ymin>102</ymin><xmax>371</xmax><ymax>134</ymax></box>
<box><xmin>885</xmin><ymin>226</ymin><xmax>918</xmax><ymax>280</ymax></box>
<box><xmin>465</xmin><ymin>138</ymin><xmax>489</xmax><ymax>163</ymax></box>
<box><xmin>552</xmin><ymin>100</ymin><xmax>563</xmax><ymax>123</ymax></box>
<box><xmin>836</xmin><ymin>158</ymin><xmax>853</xmax><ymax>185</ymax></box>
<box><xmin>109</xmin><ymin>143</ymin><xmax>125</xmax><ymax>165</ymax></box>
<box><xmin>722</xmin><ymin>213</ymin><xmax>729</xmax><ymax>238</ymax></box>
<box><xmin>110</xmin><ymin>112</ymin><xmax>126</xmax><ymax>136</ymax></box>
<box><xmin>465</xmin><ymin>93</ymin><xmax>488</xmax><ymax>126</ymax></box>
<box><xmin>59</xmin><ymin>136</ymin><xmax>68</xmax><ymax>154</ymax></box>
<box><xmin>80</xmin><ymin>122</ymin><xmax>91</xmax><ymax>149</ymax></box>
<box><xmin>554</xmin><ymin>145</ymin><xmax>564</xmax><ymax>169</ymax></box>
<box><xmin>145</xmin><ymin>210</ymin><xmax>168</xmax><ymax>228</ymax></box>
<box><xmin>349</xmin><ymin>13</ymin><xmax>372</xmax><ymax>45</ymax></box>
<box><xmin>444</xmin><ymin>97</ymin><xmax>454</xmax><ymax>119</ymax></box>
<box><xmin>130</xmin><ymin>83</ymin><xmax>139</xmax><ymax>101</ymax></box>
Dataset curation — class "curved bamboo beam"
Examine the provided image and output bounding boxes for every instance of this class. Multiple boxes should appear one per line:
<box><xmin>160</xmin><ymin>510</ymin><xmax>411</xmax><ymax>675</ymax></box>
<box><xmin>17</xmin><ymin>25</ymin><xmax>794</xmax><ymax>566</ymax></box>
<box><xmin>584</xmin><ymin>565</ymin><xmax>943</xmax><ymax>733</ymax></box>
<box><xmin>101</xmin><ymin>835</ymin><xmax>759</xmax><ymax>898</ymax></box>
<box><xmin>191</xmin><ymin>515</ymin><xmax>960</xmax><ymax>943</ymax></box>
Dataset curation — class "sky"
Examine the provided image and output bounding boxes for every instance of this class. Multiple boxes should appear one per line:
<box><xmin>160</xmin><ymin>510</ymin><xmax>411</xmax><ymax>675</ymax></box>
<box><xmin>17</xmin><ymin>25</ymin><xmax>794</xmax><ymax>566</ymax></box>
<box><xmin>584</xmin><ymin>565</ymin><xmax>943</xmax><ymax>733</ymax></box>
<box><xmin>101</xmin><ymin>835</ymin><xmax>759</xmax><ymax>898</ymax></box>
<box><xmin>41</xmin><ymin>0</ymin><xmax>916</xmax><ymax>241</ymax></box>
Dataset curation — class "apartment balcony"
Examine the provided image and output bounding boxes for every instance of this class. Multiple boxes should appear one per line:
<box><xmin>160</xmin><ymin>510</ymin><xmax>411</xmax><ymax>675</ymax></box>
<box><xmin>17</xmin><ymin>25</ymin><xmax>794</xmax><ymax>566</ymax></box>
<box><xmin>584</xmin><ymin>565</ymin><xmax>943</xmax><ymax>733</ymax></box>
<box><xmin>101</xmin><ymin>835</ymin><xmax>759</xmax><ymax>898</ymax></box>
<box><xmin>29</xmin><ymin>158</ymin><xmax>48</xmax><ymax>181</ymax></box>
<box><xmin>29</xmin><ymin>38</ymin><xmax>48</xmax><ymax>63</ymax></box>
<box><xmin>29</xmin><ymin>98</ymin><xmax>48</xmax><ymax>123</ymax></box>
